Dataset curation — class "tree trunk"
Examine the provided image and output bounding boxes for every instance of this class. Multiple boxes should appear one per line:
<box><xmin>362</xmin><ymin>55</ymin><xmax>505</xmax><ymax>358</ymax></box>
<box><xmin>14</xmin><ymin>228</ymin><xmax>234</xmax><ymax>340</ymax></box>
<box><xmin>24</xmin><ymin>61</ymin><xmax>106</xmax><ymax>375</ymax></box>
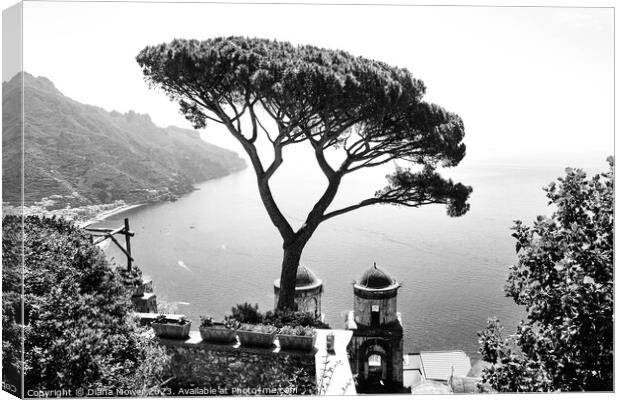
<box><xmin>276</xmin><ymin>243</ymin><xmax>305</xmax><ymax>311</ymax></box>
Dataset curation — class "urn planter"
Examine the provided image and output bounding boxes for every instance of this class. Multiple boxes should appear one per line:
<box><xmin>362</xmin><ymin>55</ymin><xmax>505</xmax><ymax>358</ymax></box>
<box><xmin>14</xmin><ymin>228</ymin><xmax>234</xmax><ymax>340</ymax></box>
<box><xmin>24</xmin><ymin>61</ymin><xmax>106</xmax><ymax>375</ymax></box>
<box><xmin>236</xmin><ymin>324</ymin><xmax>278</xmax><ymax>348</ymax></box>
<box><xmin>277</xmin><ymin>333</ymin><xmax>317</xmax><ymax>351</ymax></box>
<box><xmin>199</xmin><ymin>325</ymin><xmax>237</xmax><ymax>343</ymax></box>
<box><xmin>151</xmin><ymin>316</ymin><xmax>191</xmax><ymax>339</ymax></box>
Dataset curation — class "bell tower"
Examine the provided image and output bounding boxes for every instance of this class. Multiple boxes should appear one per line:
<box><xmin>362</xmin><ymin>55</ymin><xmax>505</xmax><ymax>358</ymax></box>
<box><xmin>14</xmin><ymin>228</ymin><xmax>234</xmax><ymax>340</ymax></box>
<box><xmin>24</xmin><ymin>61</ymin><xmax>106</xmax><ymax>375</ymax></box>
<box><xmin>345</xmin><ymin>263</ymin><xmax>404</xmax><ymax>393</ymax></box>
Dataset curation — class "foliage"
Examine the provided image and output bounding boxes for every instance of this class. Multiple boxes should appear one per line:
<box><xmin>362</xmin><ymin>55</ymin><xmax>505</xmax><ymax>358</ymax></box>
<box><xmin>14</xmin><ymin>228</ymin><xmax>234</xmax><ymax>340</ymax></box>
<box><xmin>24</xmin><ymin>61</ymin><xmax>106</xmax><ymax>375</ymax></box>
<box><xmin>264</xmin><ymin>310</ymin><xmax>330</xmax><ymax>329</ymax></box>
<box><xmin>137</xmin><ymin>36</ymin><xmax>472</xmax><ymax>310</ymax></box>
<box><xmin>478</xmin><ymin>158</ymin><xmax>614</xmax><ymax>392</ymax></box>
<box><xmin>165</xmin><ymin>346</ymin><xmax>316</xmax><ymax>395</ymax></box>
<box><xmin>279</xmin><ymin>325</ymin><xmax>315</xmax><ymax>336</ymax></box>
<box><xmin>199</xmin><ymin>315</ymin><xmax>238</xmax><ymax>330</ymax></box>
<box><xmin>118</xmin><ymin>264</ymin><xmax>143</xmax><ymax>287</ymax></box>
<box><xmin>239</xmin><ymin>323</ymin><xmax>278</xmax><ymax>334</ymax></box>
<box><xmin>227</xmin><ymin>304</ymin><xmax>329</xmax><ymax>328</ymax></box>
<box><xmin>230</xmin><ymin>302</ymin><xmax>262</xmax><ymax>324</ymax></box>
<box><xmin>2</xmin><ymin>217</ymin><xmax>23</xmax><ymax>394</ymax></box>
<box><xmin>153</xmin><ymin>315</ymin><xmax>189</xmax><ymax>325</ymax></box>
<box><xmin>199</xmin><ymin>315</ymin><xmax>216</xmax><ymax>327</ymax></box>
<box><xmin>2</xmin><ymin>215</ymin><xmax>171</xmax><ymax>392</ymax></box>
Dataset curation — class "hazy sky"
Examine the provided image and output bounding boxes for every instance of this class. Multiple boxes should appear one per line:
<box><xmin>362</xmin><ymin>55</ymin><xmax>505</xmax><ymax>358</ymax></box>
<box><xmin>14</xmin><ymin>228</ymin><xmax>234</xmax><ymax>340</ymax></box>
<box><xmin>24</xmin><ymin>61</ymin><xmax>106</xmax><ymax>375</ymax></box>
<box><xmin>19</xmin><ymin>1</ymin><xmax>614</xmax><ymax>166</ymax></box>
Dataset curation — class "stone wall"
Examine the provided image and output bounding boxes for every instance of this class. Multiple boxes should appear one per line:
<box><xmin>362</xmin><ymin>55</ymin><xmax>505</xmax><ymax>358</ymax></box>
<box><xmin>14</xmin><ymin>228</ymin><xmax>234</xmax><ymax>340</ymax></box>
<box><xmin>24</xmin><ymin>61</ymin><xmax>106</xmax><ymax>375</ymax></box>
<box><xmin>157</xmin><ymin>332</ymin><xmax>317</xmax><ymax>396</ymax></box>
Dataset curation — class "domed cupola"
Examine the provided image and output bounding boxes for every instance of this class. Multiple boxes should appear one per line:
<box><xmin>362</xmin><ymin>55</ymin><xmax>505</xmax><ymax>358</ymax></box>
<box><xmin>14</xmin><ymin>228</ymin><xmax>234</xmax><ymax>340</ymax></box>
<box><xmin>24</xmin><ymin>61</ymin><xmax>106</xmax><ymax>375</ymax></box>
<box><xmin>293</xmin><ymin>265</ymin><xmax>322</xmax><ymax>289</ymax></box>
<box><xmin>274</xmin><ymin>265</ymin><xmax>323</xmax><ymax>317</ymax></box>
<box><xmin>357</xmin><ymin>263</ymin><xmax>397</xmax><ymax>289</ymax></box>
<box><xmin>352</xmin><ymin>262</ymin><xmax>400</xmax><ymax>326</ymax></box>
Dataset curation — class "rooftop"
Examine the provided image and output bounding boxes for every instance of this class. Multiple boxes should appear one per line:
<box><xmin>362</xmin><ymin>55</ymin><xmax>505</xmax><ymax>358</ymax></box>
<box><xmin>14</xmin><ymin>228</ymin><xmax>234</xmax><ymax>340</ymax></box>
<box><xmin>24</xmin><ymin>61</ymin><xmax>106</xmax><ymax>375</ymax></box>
<box><xmin>418</xmin><ymin>350</ymin><xmax>472</xmax><ymax>381</ymax></box>
<box><xmin>356</xmin><ymin>263</ymin><xmax>397</xmax><ymax>289</ymax></box>
<box><xmin>274</xmin><ymin>265</ymin><xmax>322</xmax><ymax>290</ymax></box>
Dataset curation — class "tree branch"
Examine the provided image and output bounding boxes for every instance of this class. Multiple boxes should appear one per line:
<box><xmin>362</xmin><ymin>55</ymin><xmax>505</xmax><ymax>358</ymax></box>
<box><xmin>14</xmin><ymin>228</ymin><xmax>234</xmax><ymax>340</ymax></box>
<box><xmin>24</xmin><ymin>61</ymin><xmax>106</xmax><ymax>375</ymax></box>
<box><xmin>321</xmin><ymin>198</ymin><xmax>381</xmax><ymax>222</ymax></box>
<box><xmin>212</xmin><ymin>101</ymin><xmax>295</xmax><ymax>241</ymax></box>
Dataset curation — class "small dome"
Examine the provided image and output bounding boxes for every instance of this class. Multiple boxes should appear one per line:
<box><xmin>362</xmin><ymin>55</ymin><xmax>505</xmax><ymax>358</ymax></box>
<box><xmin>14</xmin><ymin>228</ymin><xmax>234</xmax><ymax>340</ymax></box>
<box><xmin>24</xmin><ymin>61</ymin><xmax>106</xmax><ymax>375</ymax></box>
<box><xmin>357</xmin><ymin>263</ymin><xmax>395</xmax><ymax>289</ymax></box>
<box><xmin>295</xmin><ymin>265</ymin><xmax>320</xmax><ymax>287</ymax></box>
<box><xmin>274</xmin><ymin>265</ymin><xmax>322</xmax><ymax>289</ymax></box>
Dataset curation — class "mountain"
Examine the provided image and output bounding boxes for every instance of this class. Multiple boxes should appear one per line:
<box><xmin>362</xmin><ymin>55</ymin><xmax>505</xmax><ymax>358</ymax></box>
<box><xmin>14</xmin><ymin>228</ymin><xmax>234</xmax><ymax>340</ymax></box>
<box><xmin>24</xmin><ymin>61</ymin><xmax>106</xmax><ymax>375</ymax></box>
<box><xmin>2</xmin><ymin>73</ymin><xmax>246</xmax><ymax>208</ymax></box>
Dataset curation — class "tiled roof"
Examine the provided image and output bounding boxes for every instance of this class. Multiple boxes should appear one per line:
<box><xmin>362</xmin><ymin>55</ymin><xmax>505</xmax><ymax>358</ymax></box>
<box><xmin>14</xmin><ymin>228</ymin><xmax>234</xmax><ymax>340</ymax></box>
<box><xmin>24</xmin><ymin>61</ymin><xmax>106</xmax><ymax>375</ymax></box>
<box><xmin>419</xmin><ymin>351</ymin><xmax>472</xmax><ymax>381</ymax></box>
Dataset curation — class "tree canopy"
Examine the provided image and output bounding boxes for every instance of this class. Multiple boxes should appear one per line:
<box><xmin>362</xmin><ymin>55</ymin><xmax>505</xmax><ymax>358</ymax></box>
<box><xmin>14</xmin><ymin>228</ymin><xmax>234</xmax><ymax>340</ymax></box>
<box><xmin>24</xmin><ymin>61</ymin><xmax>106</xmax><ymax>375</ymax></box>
<box><xmin>2</xmin><ymin>215</ymin><xmax>169</xmax><ymax>394</ymax></box>
<box><xmin>478</xmin><ymin>158</ymin><xmax>614</xmax><ymax>392</ymax></box>
<box><xmin>137</xmin><ymin>37</ymin><xmax>472</xmax><ymax>309</ymax></box>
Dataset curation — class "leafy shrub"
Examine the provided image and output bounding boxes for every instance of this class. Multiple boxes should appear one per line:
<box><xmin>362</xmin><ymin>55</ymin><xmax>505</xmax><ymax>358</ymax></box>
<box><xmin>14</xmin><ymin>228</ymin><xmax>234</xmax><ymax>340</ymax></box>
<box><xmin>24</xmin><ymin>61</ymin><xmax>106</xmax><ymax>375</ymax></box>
<box><xmin>230</xmin><ymin>302</ymin><xmax>262</xmax><ymax>323</ymax></box>
<box><xmin>2</xmin><ymin>219</ymin><xmax>23</xmax><ymax>394</ymax></box>
<box><xmin>2</xmin><ymin>215</ymin><xmax>170</xmax><ymax>392</ymax></box>
<box><xmin>478</xmin><ymin>158</ymin><xmax>614</xmax><ymax>391</ymax></box>
<box><xmin>153</xmin><ymin>315</ymin><xmax>189</xmax><ymax>325</ymax></box>
<box><xmin>227</xmin><ymin>303</ymin><xmax>329</xmax><ymax>329</ymax></box>
<box><xmin>200</xmin><ymin>315</ymin><xmax>239</xmax><ymax>330</ymax></box>
<box><xmin>118</xmin><ymin>265</ymin><xmax>143</xmax><ymax>287</ymax></box>
<box><xmin>264</xmin><ymin>310</ymin><xmax>330</xmax><ymax>329</ymax></box>
<box><xmin>199</xmin><ymin>315</ymin><xmax>215</xmax><ymax>327</ymax></box>
<box><xmin>239</xmin><ymin>323</ymin><xmax>278</xmax><ymax>334</ymax></box>
<box><xmin>279</xmin><ymin>325</ymin><xmax>315</xmax><ymax>336</ymax></box>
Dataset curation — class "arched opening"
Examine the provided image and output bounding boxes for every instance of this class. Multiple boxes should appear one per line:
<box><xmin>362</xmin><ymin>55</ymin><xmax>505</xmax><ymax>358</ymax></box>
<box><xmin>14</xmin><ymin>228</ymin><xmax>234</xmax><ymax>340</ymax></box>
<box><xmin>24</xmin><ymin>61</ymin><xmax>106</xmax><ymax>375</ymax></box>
<box><xmin>362</xmin><ymin>343</ymin><xmax>388</xmax><ymax>383</ymax></box>
<box><xmin>368</xmin><ymin>353</ymin><xmax>383</xmax><ymax>379</ymax></box>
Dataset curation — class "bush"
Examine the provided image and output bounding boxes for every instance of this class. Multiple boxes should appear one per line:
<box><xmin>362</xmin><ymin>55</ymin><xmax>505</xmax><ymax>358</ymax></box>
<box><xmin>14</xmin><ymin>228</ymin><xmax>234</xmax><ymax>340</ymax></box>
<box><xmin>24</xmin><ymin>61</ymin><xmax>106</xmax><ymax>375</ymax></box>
<box><xmin>118</xmin><ymin>265</ymin><xmax>143</xmax><ymax>287</ymax></box>
<box><xmin>230</xmin><ymin>302</ymin><xmax>262</xmax><ymax>323</ymax></box>
<box><xmin>152</xmin><ymin>314</ymin><xmax>189</xmax><ymax>325</ymax></box>
<box><xmin>200</xmin><ymin>315</ymin><xmax>239</xmax><ymax>330</ymax></box>
<box><xmin>200</xmin><ymin>315</ymin><xmax>216</xmax><ymax>327</ymax></box>
<box><xmin>478</xmin><ymin>158</ymin><xmax>614</xmax><ymax>391</ymax></box>
<box><xmin>238</xmin><ymin>323</ymin><xmax>278</xmax><ymax>334</ymax></box>
<box><xmin>228</xmin><ymin>303</ymin><xmax>330</xmax><ymax>328</ymax></box>
<box><xmin>2</xmin><ymin>215</ymin><xmax>170</xmax><ymax>392</ymax></box>
<box><xmin>279</xmin><ymin>325</ymin><xmax>315</xmax><ymax>336</ymax></box>
<box><xmin>264</xmin><ymin>310</ymin><xmax>330</xmax><ymax>329</ymax></box>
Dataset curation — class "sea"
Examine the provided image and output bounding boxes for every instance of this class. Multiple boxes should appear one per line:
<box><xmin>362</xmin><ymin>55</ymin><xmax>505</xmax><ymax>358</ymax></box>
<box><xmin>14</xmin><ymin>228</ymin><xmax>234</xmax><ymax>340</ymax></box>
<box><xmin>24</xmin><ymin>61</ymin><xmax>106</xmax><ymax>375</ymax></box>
<box><xmin>94</xmin><ymin>152</ymin><xmax>610</xmax><ymax>359</ymax></box>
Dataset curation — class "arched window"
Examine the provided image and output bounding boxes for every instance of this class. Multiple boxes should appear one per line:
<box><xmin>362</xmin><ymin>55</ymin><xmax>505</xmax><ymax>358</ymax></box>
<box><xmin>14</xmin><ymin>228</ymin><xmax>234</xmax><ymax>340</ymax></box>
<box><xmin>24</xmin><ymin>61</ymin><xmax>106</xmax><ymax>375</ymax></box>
<box><xmin>368</xmin><ymin>354</ymin><xmax>382</xmax><ymax>367</ymax></box>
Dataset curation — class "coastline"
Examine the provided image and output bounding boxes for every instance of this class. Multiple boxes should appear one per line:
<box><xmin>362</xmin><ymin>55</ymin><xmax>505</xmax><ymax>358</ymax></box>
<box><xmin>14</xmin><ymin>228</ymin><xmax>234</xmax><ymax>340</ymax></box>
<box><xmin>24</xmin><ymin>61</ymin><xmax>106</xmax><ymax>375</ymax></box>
<box><xmin>6</xmin><ymin>167</ymin><xmax>248</xmax><ymax>229</ymax></box>
<box><xmin>79</xmin><ymin>203</ymin><xmax>146</xmax><ymax>228</ymax></box>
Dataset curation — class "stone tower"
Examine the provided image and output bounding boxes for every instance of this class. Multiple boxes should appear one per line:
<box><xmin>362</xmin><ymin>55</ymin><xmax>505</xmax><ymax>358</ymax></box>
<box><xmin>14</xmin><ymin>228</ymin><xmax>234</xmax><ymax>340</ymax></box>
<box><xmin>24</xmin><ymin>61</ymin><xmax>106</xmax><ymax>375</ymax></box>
<box><xmin>273</xmin><ymin>265</ymin><xmax>323</xmax><ymax>318</ymax></box>
<box><xmin>345</xmin><ymin>263</ymin><xmax>404</xmax><ymax>393</ymax></box>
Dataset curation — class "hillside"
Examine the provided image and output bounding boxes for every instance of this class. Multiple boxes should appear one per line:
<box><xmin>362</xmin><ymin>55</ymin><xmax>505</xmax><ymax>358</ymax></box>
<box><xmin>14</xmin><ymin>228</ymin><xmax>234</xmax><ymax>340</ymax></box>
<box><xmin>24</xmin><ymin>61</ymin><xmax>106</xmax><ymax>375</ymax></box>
<box><xmin>2</xmin><ymin>73</ymin><xmax>245</xmax><ymax>208</ymax></box>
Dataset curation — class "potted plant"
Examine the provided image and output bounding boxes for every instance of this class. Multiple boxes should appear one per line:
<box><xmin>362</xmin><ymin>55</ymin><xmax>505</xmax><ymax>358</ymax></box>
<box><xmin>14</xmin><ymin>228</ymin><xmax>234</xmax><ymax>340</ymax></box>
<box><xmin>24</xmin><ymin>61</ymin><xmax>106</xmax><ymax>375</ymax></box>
<box><xmin>236</xmin><ymin>323</ymin><xmax>278</xmax><ymax>348</ymax></box>
<box><xmin>151</xmin><ymin>314</ymin><xmax>191</xmax><ymax>339</ymax></box>
<box><xmin>199</xmin><ymin>316</ymin><xmax>238</xmax><ymax>343</ymax></box>
<box><xmin>118</xmin><ymin>265</ymin><xmax>144</xmax><ymax>297</ymax></box>
<box><xmin>278</xmin><ymin>325</ymin><xmax>317</xmax><ymax>351</ymax></box>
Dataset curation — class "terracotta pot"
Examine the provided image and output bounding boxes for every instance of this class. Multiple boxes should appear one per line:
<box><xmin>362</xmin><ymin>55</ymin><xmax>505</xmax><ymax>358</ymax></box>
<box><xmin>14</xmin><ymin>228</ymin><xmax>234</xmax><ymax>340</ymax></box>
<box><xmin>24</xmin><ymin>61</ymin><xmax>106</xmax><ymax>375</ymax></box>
<box><xmin>237</xmin><ymin>329</ymin><xmax>276</xmax><ymax>348</ymax></box>
<box><xmin>278</xmin><ymin>333</ymin><xmax>317</xmax><ymax>351</ymax></box>
<box><xmin>152</xmin><ymin>321</ymin><xmax>191</xmax><ymax>339</ymax></box>
<box><xmin>199</xmin><ymin>325</ymin><xmax>237</xmax><ymax>343</ymax></box>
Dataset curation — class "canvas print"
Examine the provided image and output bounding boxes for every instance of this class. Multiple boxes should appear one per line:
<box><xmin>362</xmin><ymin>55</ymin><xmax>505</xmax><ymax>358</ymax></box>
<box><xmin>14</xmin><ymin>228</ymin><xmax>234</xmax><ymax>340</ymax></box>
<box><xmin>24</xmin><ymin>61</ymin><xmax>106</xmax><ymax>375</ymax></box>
<box><xmin>1</xmin><ymin>1</ymin><xmax>614</xmax><ymax>397</ymax></box>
